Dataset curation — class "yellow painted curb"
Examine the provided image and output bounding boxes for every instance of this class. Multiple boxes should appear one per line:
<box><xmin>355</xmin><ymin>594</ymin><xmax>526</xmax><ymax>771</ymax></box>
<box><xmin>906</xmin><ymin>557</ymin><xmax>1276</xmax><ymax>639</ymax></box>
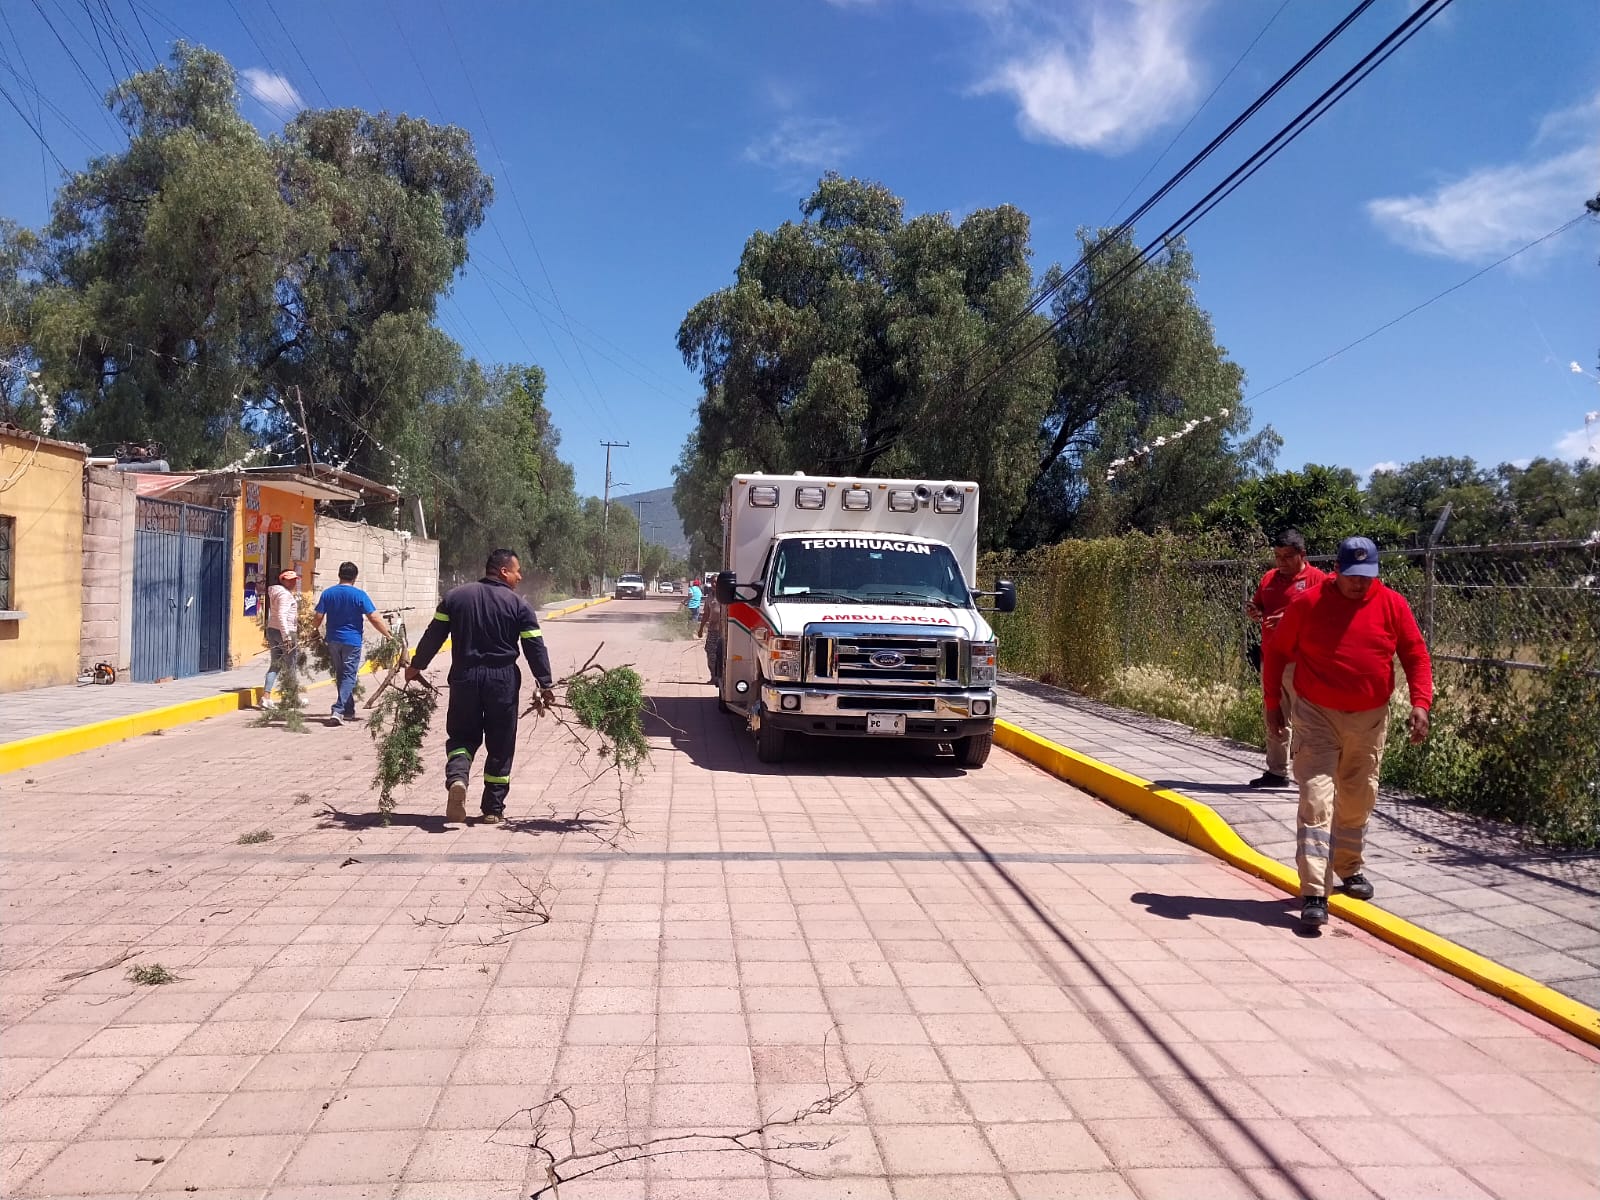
<box><xmin>994</xmin><ymin>717</ymin><xmax>1600</xmax><ymax>1048</ymax></box>
<box><xmin>544</xmin><ymin>595</ymin><xmax>613</xmax><ymax>619</ymax></box>
<box><xmin>0</xmin><ymin>661</ymin><xmax>378</xmax><ymax>777</ymax></box>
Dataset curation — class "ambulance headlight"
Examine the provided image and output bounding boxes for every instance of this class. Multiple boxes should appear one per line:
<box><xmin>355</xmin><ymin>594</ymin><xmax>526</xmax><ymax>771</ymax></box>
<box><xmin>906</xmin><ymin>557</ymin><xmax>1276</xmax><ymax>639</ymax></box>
<box><xmin>841</xmin><ymin>487</ymin><xmax>871</xmax><ymax>511</ymax></box>
<box><xmin>795</xmin><ymin>486</ymin><xmax>825</xmax><ymax>510</ymax></box>
<box><xmin>887</xmin><ymin>489</ymin><xmax>917</xmax><ymax>513</ymax></box>
<box><xmin>968</xmin><ymin>640</ymin><xmax>997</xmax><ymax>684</ymax></box>
<box><xmin>934</xmin><ymin>485</ymin><xmax>965</xmax><ymax>514</ymax></box>
<box><xmin>749</xmin><ymin>485</ymin><xmax>779</xmax><ymax>507</ymax></box>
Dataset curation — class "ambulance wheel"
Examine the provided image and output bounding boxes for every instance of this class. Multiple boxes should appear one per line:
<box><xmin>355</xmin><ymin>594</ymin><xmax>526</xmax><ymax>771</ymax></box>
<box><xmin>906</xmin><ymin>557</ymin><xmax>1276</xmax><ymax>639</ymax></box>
<box><xmin>755</xmin><ymin>721</ymin><xmax>789</xmax><ymax>764</ymax></box>
<box><xmin>956</xmin><ymin>732</ymin><xmax>992</xmax><ymax>768</ymax></box>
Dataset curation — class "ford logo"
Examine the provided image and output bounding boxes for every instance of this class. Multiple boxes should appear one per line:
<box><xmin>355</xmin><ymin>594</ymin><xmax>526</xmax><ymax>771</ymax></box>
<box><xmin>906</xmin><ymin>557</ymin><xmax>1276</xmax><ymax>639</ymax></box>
<box><xmin>870</xmin><ymin>650</ymin><xmax>907</xmax><ymax>668</ymax></box>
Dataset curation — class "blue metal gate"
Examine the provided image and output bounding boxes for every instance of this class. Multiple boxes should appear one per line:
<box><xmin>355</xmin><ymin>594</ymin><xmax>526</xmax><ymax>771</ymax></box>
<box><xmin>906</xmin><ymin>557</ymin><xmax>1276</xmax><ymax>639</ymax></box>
<box><xmin>131</xmin><ymin>499</ymin><xmax>231</xmax><ymax>683</ymax></box>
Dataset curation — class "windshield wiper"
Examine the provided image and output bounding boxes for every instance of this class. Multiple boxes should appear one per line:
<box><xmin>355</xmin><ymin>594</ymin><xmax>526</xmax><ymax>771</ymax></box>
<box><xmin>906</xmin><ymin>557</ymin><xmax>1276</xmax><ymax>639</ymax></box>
<box><xmin>779</xmin><ymin>591</ymin><xmax>864</xmax><ymax>604</ymax></box>
<box><xmin>859</xmin><ymin>591</ymin><xmax>961</xmax><ymax>607</ymax></box>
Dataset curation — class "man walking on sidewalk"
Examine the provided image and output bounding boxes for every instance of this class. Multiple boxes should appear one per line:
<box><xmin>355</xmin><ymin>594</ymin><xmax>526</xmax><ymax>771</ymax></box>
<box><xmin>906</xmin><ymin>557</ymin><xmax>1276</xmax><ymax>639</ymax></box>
<box><xmin>1264</xmin><ymin>536</ymin><xmax>1432</xmax><ymax>929</ymax></box>
<box><xmin>406</xmin><ymin>549</ymin><xmax>556</xmax><ymax>826</ymax></box>
<box><xmin>1245</xmin><ymin>529</ymin><xmax>1329</xmax><ymax>788</ymax></box>
<box><xmin>262</xmin><ymin>569</ymin><xmax>299</xmax><ymax>708</ymax></box>
<box><xmin>314</xmin><ymin>562</ymin><xmax>392</xmax><ymax>725</ymax></box>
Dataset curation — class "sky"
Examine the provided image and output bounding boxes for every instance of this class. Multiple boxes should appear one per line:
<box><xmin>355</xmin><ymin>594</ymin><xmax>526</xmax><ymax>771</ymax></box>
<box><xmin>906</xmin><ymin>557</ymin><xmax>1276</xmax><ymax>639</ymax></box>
<box><xmin>1</xmin><ymin>0</ymin><xmax>1597</xmax><ymax>500</ymax></box>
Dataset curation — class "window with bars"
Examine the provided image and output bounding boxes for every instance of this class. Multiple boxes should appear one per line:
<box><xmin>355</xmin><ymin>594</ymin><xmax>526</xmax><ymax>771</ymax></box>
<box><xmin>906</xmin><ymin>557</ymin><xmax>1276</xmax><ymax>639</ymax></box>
<box><xmin>0</xmin><ymin>514</ymin><xmax>13</xmax><ymax>610</ymax></box>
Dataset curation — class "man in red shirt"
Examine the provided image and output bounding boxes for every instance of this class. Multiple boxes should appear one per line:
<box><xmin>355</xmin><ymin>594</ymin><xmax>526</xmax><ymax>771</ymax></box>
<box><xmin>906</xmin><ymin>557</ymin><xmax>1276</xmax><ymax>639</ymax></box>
<box><xmin>1246</xmin><ymin>529</ymin><xmax>1329</xmax><ymax>788</ymax></box>
<box><xmin>1264</xmin><ymin>536</ymin><xmax>1433</xmax><ymax>929</ymax></box>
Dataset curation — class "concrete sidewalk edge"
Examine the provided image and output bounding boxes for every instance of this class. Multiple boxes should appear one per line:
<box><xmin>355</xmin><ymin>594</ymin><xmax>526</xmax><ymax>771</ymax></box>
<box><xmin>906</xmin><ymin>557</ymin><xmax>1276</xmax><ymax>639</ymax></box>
<box><xmin>0</xmin><ymin>597</ymin><xmax>613</xmax><ymax>776</ymax></box>
<box><xmin>994</xmin><ymin>717</ymin><xmax>1600</xmax><ymax>1048</ymax></box>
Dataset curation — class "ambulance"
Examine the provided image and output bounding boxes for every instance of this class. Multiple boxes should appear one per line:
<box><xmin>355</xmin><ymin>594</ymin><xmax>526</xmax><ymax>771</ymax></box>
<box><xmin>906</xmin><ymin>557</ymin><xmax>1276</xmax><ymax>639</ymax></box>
<box><xmin>712</xmin><ymin>473</ymin><xmax>1016</xmax><ymax>766</ymax></box>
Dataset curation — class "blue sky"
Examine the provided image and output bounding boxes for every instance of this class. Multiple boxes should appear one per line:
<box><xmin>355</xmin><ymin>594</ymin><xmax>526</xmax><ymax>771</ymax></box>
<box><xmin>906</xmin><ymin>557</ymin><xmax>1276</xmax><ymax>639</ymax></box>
<box><xmin>1</xmin><ymin>0</ymin><xmax>1596</xmax><ymax>499</ymax></box>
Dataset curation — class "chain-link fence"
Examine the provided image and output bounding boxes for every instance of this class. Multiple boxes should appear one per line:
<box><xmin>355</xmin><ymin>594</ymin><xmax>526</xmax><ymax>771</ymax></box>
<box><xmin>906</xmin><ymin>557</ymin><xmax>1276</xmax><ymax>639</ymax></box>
<box><xmin>982</xmin><ymin>533</ymin><xmax>1600</xmax><ymax>847</ymax></box>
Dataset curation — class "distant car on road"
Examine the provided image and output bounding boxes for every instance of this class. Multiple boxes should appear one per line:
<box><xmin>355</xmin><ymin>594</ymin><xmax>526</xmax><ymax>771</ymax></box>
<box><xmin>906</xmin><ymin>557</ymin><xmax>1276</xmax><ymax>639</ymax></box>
<box><xmin>614</xmin><ymin>573</ymin><xmax>647</xmax><ymax>600</ymax></box>
<box><xmin>659</xmin><ymin>580</ymin><xmax>675</xmax><ymax>594</ymax></box>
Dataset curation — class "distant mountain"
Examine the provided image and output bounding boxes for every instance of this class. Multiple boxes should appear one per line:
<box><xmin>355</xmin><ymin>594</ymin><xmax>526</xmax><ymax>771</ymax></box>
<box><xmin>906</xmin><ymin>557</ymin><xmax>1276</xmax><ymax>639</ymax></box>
<box><xmin>613</xmin><ymin>487</ymin><xmax>691</xmax><ymax>560</ymax></box>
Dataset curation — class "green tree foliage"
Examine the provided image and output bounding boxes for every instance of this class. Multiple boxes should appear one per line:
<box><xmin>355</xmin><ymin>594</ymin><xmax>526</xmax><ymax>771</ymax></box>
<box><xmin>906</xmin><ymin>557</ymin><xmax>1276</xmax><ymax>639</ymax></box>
<box><xmin>1021</xmin><ymin>231</ymin><xmax>1275</xmax><ymax>545</ymax></box>
<box><xmin>423</xmin><ymin>362</ymin><xmax>584</xmax><ymax>586</ymax></box>
<box><xmin>1366</xmin><ymin>455</ymin><xmax>1599</xmax><ymax>545</ymax></box>
<box><xmin>0</xmin><ymin>220</ymin><xmax>42</xmax><ymax>427</ymax></box>
<box><xmin>1196</xmin><ymin>464</ymin><xmax>1405</xmax><ymax>551</ymax></box>
<box><xmin>23</xmin><ymin>44</ymin><xmax>490</xmax><ymax>475</ymax></box>
<box><xmin>673</xmin><ymin>176</ymin><xmax>1269</xmax><ymax>552</ymax></box>
<box><xmin>675</xmin><ymin>174</ymin><xmax>1054</xmax><ymax>551</ymax></box>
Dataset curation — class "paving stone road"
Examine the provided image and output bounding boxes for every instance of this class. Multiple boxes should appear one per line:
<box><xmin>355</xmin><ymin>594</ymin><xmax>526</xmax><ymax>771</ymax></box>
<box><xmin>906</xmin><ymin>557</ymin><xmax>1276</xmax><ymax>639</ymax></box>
<box><xmin>2</xmin><ymin>599</ymin><xmax>1596</xmax><ymax>1199</ymax></box>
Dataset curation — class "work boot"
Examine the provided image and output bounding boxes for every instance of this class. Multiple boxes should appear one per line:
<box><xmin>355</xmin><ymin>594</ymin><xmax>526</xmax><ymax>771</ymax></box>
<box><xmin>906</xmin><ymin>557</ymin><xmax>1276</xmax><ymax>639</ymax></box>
<box><xmin>1247</xmin><ymin>771</ymin><xmax>1291</xmax><ymax>789</ymax></box>
<box><xmin>479</xmin><ymin>812</ymin><xmax>503</xmax><ymax>826</ymax></box>
<box><xmin>1300</xmin><ymin>896</ymin><xmax>1328</xmax><ymax>928</ymax></box>
<box><xmin>445</xmin><ymin>780</ymin><xmax>467</xmax><ymax>824</ymax></box>
<box><xmin>1340</xmin><ymin>874</ymin><xmax>1375</xmax><ymax>901</ymax></box>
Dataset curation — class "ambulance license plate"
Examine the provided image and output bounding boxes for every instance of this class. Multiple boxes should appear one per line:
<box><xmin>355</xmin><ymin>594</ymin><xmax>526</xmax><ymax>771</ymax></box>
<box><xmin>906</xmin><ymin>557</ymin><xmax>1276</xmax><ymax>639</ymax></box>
<box><xmin>866</xmin><ymin>713</ymin><xmax>905</xmax><ymax>736</ymax></box>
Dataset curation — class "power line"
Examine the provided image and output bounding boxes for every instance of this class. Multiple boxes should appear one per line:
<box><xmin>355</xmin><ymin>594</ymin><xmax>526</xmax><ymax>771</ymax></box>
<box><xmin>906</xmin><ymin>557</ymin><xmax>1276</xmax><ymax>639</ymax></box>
<box><xmin>1247</xmin><ymin>215</ymin><xmax>1589</xmax><ymax>406</ymax></box>
<box><xmin>431</xmin><ymin>0</ymin><xmax>619</xmax><ymax>429</ymax></box>
<box><xmin>954</xmin><ymin>0</ymin><xmax>1457</xmax><ymax>420</ymax></box>
<box><xmin>261</xmin><ymin>0</ymin><xmax>331</xmax><ymax>109</ymax></box>
<box><xmin>1106</xmin><ymin>0</ymin><xmax>1294</xmax><ymax>225</ymax></box>
<box><xmin>119</xmin><ymin>0</ymin><xmax>159</xmax><ymax>65</ymax></box>
<box><xmin>469</xmin><ymin>258</ymin><xmax>696</xmax><ymax>408</ymax></box>
<box><xmin>25</xmin><ymin>0</ymin><xmax>124</xmax><ymax>140</ymax></box>
<box><xmin>0</xmin><ymin>77</ymin><xmax>68</xmax><ymax>171</ymax></box>
<box><xmin>959</xmin><ymin>0</ymin><xmax>1380</xmax><ymax>391</ymax></box>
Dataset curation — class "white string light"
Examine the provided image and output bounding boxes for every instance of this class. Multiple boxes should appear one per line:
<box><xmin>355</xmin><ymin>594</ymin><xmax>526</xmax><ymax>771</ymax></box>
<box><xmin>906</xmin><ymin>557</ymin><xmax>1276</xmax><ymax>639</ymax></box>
<box><xmin>1104</xmin><ymin>407</ymin><xmax>1231</xmax><ymax>483</ymax></box>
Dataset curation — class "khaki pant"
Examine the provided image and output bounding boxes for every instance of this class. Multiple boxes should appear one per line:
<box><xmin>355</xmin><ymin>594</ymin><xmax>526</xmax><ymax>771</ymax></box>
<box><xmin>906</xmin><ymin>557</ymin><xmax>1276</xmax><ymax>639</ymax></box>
<box><xmin>1263</xmin><ymin>662</ymin><xmax>1296</xmax><ymax>776</ymax></box>
<box><xmin>1291</xmin><ymin>694</ymin><xmax>1388</xmax><ymax>897</ymax></box>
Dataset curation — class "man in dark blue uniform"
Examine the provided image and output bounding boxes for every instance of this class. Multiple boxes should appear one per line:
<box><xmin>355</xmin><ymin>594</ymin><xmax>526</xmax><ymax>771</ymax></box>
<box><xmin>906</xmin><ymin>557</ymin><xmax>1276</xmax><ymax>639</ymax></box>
<box><xmin>406</xmin><ymin>549</ymin><xmax>556</xmax><ymax>825</ymax></box>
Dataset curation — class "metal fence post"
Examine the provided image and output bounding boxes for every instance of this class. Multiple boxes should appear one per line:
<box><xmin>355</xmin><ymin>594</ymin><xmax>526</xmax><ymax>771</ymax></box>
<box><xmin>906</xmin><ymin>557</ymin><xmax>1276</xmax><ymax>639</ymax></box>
<box><xmin>1421</xmin><ymin>502</ymin><xmax>1452</xmax><ymax>651</ymax></box>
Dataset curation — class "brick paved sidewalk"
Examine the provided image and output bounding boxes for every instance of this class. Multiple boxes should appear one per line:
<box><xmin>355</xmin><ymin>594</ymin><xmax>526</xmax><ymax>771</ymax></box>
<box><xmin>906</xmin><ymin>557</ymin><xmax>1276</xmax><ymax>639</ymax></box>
<box><xmin>998</xmin><ymin>675</ymin><xmax>1600</xmax><ymax>1011</ymax></box>
<box><xmin>1</xmin><ymin>603</ymin><xmax>1596</xmax><ymax>1198</ymax></box>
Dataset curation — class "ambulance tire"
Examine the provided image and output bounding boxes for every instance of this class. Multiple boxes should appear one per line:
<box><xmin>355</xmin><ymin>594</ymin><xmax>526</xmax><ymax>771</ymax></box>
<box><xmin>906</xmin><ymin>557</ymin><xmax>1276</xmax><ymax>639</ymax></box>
<box><xmin>755</xmin><ymin>721</ymin><xmax>789</xmax><ymax>764</ymax></box>
<box><xmin>956</xmin><ymin>731</ymin><xmax>992</xmax><ymax>768</ymax></box>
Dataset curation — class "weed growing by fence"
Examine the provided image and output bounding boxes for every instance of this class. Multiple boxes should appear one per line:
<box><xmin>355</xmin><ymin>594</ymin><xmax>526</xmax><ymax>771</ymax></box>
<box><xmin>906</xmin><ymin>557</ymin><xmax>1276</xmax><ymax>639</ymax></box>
<box><xmin>985</xmin><ymin>532</ymin><xmax>1600</xmax><ymax>847</ymax></box>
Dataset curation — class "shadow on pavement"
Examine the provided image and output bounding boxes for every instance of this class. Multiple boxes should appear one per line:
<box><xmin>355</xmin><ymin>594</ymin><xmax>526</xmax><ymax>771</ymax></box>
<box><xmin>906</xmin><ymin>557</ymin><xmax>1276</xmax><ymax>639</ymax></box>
<box><xmin>646</xmin><ymin>694</ymin><xmax>968</xmax><ymax>779</ymax></box>
<box><xmin>315</xmin><ymin>804</ymin><xmax>452</xmax><ymax>834</ymax></box>
<box><xmin>1129</xmin><ymin>890</ymin><xmax>1300</xmax><ymax>929</ymax></box>
<box><xmin>1146</xmin><ymin>778</ymin><xmax>1274</xmax><ymax>795</ymax></box>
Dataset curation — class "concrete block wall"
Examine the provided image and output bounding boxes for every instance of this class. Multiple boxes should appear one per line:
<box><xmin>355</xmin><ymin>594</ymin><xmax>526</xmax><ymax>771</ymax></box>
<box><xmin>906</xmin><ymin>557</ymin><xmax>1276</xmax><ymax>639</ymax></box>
<box><xmin>80</xmin><ymin>467</ymin><xmax>137</xmax><ymax>672</ymax></box>
<box><xmin>312</xmin><ymin>516</ymin><xmax>440</xmax><ymax>642</ymax></box>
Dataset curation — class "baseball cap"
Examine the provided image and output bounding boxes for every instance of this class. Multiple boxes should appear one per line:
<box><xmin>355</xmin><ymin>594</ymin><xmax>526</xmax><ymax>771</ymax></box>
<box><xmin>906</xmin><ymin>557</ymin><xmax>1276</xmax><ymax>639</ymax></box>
<box><xmin>279</xmin><ymin>569</ymin><xmax>299</xmax><ymax>582</ymax></box>
<box><xmin>1336</xmin><ymin>537</ymin><xmax>1380</xmax><ymax>577</ymax></box>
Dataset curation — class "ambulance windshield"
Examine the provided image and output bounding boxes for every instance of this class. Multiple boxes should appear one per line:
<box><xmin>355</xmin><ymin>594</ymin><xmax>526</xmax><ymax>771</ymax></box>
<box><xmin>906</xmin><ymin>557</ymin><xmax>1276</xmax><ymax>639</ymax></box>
<box><xmin>768</xmin><ymin>537</ymin><xmax>970</xmax><ymax>607</ymax></box>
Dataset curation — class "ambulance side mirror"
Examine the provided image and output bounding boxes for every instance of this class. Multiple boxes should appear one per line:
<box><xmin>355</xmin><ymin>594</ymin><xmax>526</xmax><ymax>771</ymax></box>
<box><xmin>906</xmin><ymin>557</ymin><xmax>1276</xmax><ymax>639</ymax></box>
<box><xmin>714</xmin><ymin>572</ymin><xmax>738</xmax><ymax>606</ymax></box>
<box><xmin>975</xmin><ymin>579</ymin><xmax>1017</xmax><ymax>613</ymax></box>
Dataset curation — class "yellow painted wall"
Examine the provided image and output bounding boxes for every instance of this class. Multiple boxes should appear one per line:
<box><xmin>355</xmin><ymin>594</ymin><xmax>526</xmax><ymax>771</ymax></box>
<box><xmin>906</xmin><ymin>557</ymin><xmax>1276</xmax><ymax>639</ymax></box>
<box><xmin>0</xmin><ymin>435</ymin><xmax>86</xmax><ymax>692</ymax></box>
<box><xmin>228</xmin><ymin>485</ymin><xmax>317</xmax><ymax>668</ymax></box>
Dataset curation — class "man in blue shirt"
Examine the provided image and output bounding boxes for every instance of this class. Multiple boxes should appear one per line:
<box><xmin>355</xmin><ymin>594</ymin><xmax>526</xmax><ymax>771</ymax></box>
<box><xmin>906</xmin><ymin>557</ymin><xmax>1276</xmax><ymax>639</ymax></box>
<box><xmin>314</xmin><ymin>561</ymin><xmax>393</xmax><ymax>724</ymax></box>
<box><xmin>686</xmin><ymin>579</ymin><xmax>703</xmax><ymax>619</ymax></box>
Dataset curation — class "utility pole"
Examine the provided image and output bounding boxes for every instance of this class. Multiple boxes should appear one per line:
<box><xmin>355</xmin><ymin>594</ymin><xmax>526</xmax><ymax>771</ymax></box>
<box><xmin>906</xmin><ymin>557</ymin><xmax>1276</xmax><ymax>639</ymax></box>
<box><xmin>635</xmin><ymin>500</ymin><xmax>645</xmax><ymax>572</ymax></box>
<box><xmin>599</xmin><ymin>440</ymin><xmax>629</xmax><ymax>592</ymax></box>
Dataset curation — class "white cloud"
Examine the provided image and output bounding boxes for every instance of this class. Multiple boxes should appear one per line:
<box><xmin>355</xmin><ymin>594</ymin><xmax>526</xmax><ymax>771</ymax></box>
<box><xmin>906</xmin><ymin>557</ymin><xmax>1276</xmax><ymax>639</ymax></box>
<box><xmin>743</xmin><ymin>117</ymin><xmax>858</xmax><ymax>175</ymax></box>
<box><xmin>1555</xmin><ymin>423</ymin><xmax>1599</xmax><ymax>463</ymax></box>
<box><xmin>973</xmin><ymin>0</ymin><xmax>1201</xmax><ymax>153</ymax></box>
<box><xmin>1363</xmin><ymin>461</ymin><xmax>1401</xmax><ymax>483</ymax></box>
<box><xmin>1367</xmin><ymin>92</ymin><xmax>1600</xmax><ymax>262</ymax></box>
<box><xmin>241</xmin><ymin>68</ymin><xmax>304</xmax><ymax>116</ymax></box>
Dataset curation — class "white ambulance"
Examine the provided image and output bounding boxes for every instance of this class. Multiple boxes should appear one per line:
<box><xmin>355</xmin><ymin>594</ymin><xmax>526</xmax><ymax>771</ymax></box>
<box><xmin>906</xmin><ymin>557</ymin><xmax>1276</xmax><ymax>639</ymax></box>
<box><xmin>711</xmin><ymin>473</ymin><xmax>1016</xmax><ymax>767</ymax></box>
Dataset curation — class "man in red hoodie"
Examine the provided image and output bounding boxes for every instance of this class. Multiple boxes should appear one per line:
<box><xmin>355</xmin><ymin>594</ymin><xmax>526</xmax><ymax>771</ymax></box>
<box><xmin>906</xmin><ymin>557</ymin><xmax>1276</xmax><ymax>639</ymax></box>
<box><xmin>1264</xmin><ymin>536</ymin><xmax>1433</xmax><ymax>929</ymax></box>
<box><xmin>1245</xmin><ymin>528</ymin><xmax>1330</xmax><ymax>788</ymax></box>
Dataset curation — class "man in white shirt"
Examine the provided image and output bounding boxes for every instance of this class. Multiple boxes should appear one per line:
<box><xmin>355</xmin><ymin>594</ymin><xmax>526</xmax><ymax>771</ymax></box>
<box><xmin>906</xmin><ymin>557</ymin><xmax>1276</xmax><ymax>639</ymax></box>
<box><xmin>262</xmin><ymin>569</ymin><xmax>299</xmax><ymax>707</ymax></box>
